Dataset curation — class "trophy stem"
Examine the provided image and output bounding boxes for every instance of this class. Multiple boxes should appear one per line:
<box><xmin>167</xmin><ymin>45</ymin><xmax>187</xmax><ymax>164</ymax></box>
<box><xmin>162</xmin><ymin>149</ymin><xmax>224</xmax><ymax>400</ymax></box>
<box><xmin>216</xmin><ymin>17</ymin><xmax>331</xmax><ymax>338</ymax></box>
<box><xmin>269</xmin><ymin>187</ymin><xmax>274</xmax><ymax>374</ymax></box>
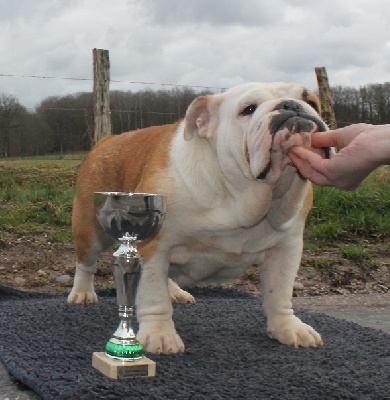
<box><xmin>104</xmin><ymin>244</ymin><xmax>144</xmax><ymax>362</ymax></box>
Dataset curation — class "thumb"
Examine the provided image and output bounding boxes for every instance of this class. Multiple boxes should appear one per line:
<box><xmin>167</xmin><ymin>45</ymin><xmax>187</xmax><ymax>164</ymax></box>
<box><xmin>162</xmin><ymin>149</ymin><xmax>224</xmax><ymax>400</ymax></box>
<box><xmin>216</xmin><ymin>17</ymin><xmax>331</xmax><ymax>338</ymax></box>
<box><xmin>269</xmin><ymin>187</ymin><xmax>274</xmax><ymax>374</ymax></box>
<box><xmin>289</xmin><ymin>146</ymin><xmax>325</xmax><ymax>166</ymax></box>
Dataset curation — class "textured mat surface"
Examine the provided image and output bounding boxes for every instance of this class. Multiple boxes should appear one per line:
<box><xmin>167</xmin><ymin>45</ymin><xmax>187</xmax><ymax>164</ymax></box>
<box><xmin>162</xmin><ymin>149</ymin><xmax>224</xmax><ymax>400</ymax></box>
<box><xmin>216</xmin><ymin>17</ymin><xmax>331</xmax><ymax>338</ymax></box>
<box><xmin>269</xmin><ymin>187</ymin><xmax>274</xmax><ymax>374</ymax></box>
<box><xmin>0</xmin><ymin>284</ymin><xmax>389</xmax><ymax>400</ymax></box>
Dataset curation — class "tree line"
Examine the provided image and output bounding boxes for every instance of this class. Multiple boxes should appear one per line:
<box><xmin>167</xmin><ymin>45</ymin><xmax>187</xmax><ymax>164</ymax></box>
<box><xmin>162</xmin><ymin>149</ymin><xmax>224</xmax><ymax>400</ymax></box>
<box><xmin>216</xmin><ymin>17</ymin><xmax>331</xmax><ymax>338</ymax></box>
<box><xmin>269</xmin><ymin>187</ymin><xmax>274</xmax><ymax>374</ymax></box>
<box><xmin>1</xmin><ymin>82</ymin><xmax>389</xmax><ymax>158</ymax></box>
<box><xmin>0</xmin><ymin>87</ymin><xmax>209</xmax><ymax>158</ymax></box>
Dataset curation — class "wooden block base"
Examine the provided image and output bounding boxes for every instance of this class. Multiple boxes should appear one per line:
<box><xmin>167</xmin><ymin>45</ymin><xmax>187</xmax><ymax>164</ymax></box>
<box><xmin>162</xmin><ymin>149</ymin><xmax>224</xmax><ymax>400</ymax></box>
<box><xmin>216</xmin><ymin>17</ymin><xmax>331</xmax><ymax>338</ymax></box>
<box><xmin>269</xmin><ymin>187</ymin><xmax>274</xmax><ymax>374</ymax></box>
<box><xmin>92</xmin><ymin>352</ymin><xmax>156</xmax><ymax>379</ymax></box>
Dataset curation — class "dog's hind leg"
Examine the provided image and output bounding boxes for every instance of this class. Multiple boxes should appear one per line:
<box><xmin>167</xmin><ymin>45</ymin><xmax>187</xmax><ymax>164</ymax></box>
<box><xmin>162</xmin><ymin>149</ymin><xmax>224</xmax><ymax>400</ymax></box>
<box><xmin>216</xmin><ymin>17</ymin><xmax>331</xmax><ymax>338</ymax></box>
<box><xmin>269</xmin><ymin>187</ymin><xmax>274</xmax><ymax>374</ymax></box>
<box><xmin>67</xmin><ymin>240</ymin><xmax>103</xmax><ymax>304</ymax></box>
<box><xmin>168</xmin><ymin>279</ymin><xmax>196</xmax><ymax>304</ymax></box>
<box><xmin>68</xmin><ymin>195</ymin><xmax>113</xmax><ymax>304</ymax></box>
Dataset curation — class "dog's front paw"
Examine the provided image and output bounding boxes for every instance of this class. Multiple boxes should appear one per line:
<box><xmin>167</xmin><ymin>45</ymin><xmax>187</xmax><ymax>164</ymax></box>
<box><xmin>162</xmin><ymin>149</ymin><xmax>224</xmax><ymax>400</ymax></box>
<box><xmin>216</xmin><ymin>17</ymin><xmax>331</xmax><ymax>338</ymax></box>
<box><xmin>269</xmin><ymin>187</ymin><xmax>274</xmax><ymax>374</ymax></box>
<box><xmin>67</xmin><ymin>289</ymin><xmax>98</xmax><ymax>304</ymax></box>
<box><xmin>267</xmin><ymin>315</ymin><xmax>323</xmax><ymax>348</ymax></box>
<box><xmin>137</xmin><ymin>321</ymin><xmax>185</xmax><ymax>354</ymax></box>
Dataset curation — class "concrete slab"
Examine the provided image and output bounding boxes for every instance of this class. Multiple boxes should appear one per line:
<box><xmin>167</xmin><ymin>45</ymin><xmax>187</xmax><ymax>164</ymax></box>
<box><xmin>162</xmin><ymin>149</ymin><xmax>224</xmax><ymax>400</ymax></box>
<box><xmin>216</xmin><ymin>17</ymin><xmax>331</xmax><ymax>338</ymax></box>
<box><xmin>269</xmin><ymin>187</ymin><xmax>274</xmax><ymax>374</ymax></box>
<box><xmin>294</xmin><ymin>292</ymin><xmax>390</xmax><ymax>334</ymax></box>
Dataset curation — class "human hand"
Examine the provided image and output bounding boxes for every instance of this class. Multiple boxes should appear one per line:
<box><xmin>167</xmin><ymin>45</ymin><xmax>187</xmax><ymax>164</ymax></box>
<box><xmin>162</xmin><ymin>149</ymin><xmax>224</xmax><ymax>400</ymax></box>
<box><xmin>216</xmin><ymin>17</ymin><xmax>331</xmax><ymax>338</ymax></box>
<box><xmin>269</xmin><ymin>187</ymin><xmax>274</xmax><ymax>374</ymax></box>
<box><xmin>289</xmin><ymin>123</ymin><xmax>390</xmax><ymax>190</ymax></box>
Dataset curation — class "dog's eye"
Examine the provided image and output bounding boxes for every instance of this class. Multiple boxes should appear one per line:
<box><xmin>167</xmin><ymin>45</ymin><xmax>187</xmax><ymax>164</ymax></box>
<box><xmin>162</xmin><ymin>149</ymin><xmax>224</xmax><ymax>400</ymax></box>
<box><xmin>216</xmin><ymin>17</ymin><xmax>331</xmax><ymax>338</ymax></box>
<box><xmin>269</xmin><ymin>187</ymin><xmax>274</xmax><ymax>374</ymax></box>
<box><xmin>240</xmin><ymin>104</ymin><xmax>258</xmax><ymax>116</ymax></box>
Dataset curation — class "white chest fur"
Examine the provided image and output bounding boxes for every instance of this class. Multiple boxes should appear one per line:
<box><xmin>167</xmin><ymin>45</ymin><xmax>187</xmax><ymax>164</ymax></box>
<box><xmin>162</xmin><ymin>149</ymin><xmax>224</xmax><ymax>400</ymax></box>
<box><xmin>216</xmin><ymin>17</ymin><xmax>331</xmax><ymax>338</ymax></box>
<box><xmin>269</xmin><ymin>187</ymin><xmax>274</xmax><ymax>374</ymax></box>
<box><xmin>165</xmin><ymin>190</ymin><xmax>304</xmax><ymax>286</ymax></box>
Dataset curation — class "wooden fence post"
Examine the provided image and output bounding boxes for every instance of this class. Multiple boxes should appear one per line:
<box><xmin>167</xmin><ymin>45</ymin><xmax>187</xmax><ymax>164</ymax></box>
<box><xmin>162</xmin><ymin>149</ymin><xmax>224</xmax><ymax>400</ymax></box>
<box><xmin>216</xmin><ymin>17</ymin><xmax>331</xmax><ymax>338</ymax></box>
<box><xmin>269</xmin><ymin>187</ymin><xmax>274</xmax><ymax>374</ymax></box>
<box><xmin>93</xmin><ymin>48</ymin><xmax>112</xmax><ymax>145</ymax></box>
<box><xmin>315</xmin><ymin>66</ymin><xmax>337</xmax><ymax>130</ymax></box>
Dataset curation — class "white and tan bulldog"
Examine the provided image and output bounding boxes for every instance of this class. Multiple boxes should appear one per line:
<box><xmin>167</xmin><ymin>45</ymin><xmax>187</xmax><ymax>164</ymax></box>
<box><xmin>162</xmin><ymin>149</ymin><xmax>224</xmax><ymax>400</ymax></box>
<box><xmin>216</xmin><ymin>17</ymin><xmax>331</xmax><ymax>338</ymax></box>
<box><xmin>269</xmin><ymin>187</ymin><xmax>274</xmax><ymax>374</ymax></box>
<box><xmin>68</xmin><ymin>82</ymin><xmax>330</xmax><ymax>353</ymax></box>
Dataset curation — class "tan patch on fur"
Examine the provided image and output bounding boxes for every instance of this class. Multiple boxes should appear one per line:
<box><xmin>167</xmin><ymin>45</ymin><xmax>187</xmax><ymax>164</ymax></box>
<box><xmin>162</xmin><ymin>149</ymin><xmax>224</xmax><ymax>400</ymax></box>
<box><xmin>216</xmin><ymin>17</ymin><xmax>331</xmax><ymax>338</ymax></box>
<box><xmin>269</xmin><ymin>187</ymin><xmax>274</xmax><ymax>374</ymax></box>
<box><xmin>138</xmin><ymin>231</ymin><xmax>162</xmax><ymax>262</ymax></box>
<box><xmin>73</xmin><ymin>123</ymin><xmax>178</xmax><ymax>263</ymax></box>
<box><xmin>301</xmin><ymin>90</ymin><xmax>321</xmax><ymax>115</ymax></box>
<box><xmin>302</xmin><ymin>182</ymin><xmax>313</xmax><ymax>218</ymax></box>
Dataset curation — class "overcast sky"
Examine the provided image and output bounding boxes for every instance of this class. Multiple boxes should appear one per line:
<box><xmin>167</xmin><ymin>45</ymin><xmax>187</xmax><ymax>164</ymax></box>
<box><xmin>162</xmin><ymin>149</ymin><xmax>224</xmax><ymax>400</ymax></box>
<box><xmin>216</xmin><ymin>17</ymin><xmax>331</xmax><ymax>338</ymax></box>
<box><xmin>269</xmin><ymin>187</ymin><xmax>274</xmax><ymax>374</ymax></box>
<box><xmin>1</xmin><ymin>0</ymin><xmax>390</xmax><ymax>109</ymax></box>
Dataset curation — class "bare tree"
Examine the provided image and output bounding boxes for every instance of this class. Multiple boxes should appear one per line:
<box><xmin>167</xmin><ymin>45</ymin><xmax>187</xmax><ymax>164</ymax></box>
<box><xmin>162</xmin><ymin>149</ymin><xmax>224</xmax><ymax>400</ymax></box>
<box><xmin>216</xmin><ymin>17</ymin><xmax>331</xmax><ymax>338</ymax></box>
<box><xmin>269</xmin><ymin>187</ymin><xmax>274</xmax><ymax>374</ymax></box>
<box><xmin>331</xmin><ymin>82</ymin><xmax>390</xmax><ymax>126</ymax></box>
<box><xmin>0</xmin><ymin>94</ymin><xmax>24</xmax><ymax>157</ymax></box>
<box><xmin>4</xmin><ymin>81</ymin><xmax>390</xmax><ymax>158</ymax></box>
<box><xmin>36</xmin><ymin>93</ymin><xmax>92</xmax><ymax>155</ymax></box>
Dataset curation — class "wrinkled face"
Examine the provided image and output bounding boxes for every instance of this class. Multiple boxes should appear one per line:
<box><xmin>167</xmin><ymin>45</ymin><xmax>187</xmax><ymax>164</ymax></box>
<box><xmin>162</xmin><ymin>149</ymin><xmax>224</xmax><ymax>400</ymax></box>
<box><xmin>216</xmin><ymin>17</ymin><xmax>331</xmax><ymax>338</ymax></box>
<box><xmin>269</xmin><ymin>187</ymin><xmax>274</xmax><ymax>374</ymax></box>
<box><xmin>184</xmin><ymin>82</ymin><xmax>329</xmax><ymax>185</ymax></box>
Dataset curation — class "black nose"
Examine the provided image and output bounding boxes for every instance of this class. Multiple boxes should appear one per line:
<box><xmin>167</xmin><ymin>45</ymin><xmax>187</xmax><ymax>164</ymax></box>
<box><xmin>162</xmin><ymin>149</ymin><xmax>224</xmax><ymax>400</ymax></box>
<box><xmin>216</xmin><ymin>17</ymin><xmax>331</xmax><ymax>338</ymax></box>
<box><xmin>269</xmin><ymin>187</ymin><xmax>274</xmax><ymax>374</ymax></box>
<box><xmin>270</xmin><ymin>99</ymin><xmax>331</xmax><ymax>159</ymax></box>
<box><xmin>269</xmin><ymin>101</ymin><xmax>306</xmax><ymax>135</ymax></box>
<box><xmin>269</xmin><ymin>99</ymin><xmax>327</xmax><ymax>136</ymax></box>
<box><xmin>274</xmin><ymin>100</ymin><xmax>305</xmax><ymax>114</ymax></box>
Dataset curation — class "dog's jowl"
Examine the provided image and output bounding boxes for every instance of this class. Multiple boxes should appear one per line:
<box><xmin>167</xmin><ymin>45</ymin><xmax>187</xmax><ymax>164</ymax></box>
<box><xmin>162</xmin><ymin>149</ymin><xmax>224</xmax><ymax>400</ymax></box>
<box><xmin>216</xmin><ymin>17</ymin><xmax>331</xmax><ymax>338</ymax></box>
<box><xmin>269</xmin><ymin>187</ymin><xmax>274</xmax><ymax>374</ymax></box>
<box><xmin>69</xmin><ymin>82</ymin><xmax>330</xmax><ymax>353</ymax></box>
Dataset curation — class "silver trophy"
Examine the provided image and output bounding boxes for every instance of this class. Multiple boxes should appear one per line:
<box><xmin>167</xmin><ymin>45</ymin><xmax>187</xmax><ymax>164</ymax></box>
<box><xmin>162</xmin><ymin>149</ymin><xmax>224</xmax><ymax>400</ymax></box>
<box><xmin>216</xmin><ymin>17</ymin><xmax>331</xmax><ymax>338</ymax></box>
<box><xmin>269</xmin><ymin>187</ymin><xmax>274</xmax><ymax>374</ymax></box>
<box><xmin>92</xmin><ymin>192</ymin><xmax>166</xmax><ymax>379</ymax></box>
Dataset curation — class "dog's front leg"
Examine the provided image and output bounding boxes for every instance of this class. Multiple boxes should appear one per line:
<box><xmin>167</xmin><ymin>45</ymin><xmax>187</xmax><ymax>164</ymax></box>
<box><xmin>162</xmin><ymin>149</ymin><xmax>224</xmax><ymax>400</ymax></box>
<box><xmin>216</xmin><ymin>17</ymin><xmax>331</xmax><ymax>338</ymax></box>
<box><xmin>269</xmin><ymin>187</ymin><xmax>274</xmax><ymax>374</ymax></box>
<box><xmin>136</xmin><ymin>253</ymin><xmax>184</xmax><ymax>354</ymax></box>
<box><xmin>259</xmin><ymin>238</ymin><xmax>323</xmax><ymax>348</ymax></box>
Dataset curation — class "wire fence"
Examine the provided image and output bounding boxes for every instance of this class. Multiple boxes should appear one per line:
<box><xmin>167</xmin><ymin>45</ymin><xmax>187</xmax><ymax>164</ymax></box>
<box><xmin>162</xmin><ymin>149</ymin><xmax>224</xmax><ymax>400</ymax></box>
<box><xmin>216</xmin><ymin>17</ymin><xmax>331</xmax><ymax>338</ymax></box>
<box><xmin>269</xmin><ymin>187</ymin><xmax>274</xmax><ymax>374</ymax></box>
<box><xmin>0</xmin><ymin>72</ymin><xmax>227</xmax><ymax>91</ymax></box>
<box><xmin>1</xmin><ymin>72</ymin><xmax>389</xmax><ymax>158</ymax></box>
<box><xmin>0</xmin><ymin>72</ymin><xmax>227</xmax><ymax>112</ymax></box>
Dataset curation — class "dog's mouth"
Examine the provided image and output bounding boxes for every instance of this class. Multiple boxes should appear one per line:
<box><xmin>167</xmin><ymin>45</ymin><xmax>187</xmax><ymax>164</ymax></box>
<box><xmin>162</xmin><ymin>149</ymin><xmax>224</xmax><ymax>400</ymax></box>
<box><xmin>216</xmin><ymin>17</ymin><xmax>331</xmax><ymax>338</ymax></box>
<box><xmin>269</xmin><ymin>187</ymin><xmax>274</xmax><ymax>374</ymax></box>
<box><xmin>256</xmin><ymin>159</ymin><xmax>272</xmax><ymax>180</ymax></box>
<box><xmin>246</xmin><ymin>101</ymin><xmax>330</xmax><ymax>183</ymax></box>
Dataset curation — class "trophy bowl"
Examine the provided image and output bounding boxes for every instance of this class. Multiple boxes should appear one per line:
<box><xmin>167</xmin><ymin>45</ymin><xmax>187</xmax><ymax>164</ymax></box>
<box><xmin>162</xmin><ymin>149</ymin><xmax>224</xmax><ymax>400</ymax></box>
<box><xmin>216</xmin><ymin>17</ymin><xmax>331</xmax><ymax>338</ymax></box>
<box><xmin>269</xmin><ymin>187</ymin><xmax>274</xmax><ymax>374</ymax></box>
<box><xmin>94</xmin><ymin>191</ymin><xmax>166</xmax><ymax>244</ymax></box>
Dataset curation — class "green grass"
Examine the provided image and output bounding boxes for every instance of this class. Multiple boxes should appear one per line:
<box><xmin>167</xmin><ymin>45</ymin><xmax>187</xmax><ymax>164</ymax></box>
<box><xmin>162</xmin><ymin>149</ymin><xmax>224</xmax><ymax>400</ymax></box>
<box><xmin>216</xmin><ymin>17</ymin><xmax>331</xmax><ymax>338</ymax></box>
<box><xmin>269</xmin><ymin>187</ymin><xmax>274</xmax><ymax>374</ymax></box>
<box><xmin>0</xmin><ymin>162</ymin><xmax>78</xmax><ymax>241</ymax></box>
<box><xmin>0</xmin><ymin>160</ymin><xmax>389</xmax><ymax>245</ymax></box>
<box><xmin>302</xmin><ymin>257</ymin><xmax>337</xmax><ymax>270</ymax></box>
<box><xmin>303</xmin><ymin>242</ymin><xmax>321</xmax><ymax>252</ymax></box>
<box><xmin>339</xmin><ymin>244</ymin><xmax>372</xmax><ymax>262</ymax></box>
<box><xmin>0</xmin><ymin>152</ymin><xmax>86</xmax><ymax>163</ymax></box>
<box><xmin>306</xmin><ymin>166</ymin><xmax>390</xmax><ymax>240</ymax></box>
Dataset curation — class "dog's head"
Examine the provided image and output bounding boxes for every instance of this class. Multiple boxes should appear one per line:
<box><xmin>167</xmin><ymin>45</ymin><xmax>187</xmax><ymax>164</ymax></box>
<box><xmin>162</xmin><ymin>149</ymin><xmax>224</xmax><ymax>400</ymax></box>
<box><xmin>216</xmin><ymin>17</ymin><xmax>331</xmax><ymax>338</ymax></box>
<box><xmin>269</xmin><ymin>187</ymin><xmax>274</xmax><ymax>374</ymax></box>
<box><xmin>184</xmin><ymin>82</ymin><xmax>330</xmax><ymax>185</ymax></box>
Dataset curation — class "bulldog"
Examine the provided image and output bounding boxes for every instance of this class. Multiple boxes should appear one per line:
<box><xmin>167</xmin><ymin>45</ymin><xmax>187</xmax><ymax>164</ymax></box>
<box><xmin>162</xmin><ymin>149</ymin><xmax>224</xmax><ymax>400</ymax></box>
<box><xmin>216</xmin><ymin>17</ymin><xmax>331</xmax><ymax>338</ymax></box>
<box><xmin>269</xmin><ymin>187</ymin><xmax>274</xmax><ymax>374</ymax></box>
<box><xmin>68</xmin><ymin>82</ymin><xmax>330</xmax><ymax>353</ymax></box>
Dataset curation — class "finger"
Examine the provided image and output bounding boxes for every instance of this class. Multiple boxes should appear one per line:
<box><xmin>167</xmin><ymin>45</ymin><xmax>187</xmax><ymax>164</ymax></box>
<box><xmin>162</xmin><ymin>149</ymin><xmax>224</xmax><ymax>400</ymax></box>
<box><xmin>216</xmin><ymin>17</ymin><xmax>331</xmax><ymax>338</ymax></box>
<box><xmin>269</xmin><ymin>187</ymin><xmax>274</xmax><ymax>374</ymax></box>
<box><xmin>310</xmin><ymin>131</ymin><xmax>340</xmax><ymax>148</ymax></box>
<box><xmin>313</xmin><ymin>124</ymin><xmax>371</xmax><ymax>149</ymax></box>
<box><xmin>289</xmin><ymin>146</ymin><xmax>326</xmax><ymax>165</ymax></box>
<box><xmin>288</xmin><ymin>152</ymin><xmax>306</xmax><ymax>171</ymax></box>
<box><xmin>289</xmin><ymin>150</ymin><xmax>332</xmax><ymax>186</ymax></box>
<box><xmin>288</xmin><ymin>149</ymin><xmax>317</xmax><ymax>177</ymax></box>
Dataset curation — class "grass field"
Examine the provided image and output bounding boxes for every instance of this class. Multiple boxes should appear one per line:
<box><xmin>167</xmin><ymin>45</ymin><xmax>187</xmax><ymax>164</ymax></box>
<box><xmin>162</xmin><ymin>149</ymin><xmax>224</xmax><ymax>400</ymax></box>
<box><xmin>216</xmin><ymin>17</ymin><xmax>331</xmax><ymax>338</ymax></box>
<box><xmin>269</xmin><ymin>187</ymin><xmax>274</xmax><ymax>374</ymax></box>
<box><xmin>1</xmin><ymin>157</ymin><xmax>389</xmax><ymax>295</ymax></box>
<box><xmin>0</xmin><ymin>158</ymin><xmax>82</xmax><ymax>242</ymax></box>
<box><xmin>0</xmin><ymin>157</ymin><xmax>389</xmax><ymax>245</ymax></box>
<box><xmin>306</xmin><ymin>166</ymin><xmax>390</xmax><ymax>240</ymax></box>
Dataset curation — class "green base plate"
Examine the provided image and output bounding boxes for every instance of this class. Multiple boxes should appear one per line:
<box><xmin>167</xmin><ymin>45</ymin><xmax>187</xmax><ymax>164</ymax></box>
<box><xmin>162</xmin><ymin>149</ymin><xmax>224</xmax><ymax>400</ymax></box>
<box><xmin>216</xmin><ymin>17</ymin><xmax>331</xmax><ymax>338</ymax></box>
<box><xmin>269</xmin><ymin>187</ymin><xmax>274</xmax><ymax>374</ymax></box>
<box><xmin>105</xmin><ymin>340</ymin><xmax>144</xmax><ymax>360</ymax></box>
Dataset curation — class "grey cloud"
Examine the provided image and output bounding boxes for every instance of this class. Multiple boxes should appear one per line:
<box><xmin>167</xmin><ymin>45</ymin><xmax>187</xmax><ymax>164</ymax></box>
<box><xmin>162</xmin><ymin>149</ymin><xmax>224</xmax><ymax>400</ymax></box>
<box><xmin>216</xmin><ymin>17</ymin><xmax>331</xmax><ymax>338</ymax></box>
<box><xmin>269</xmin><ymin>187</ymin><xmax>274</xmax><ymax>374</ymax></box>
<box><xmin>141</xmin><ymin>0</ymin><xmax>283</xmax><ymax>27</ymax></box>
<box><xmin>1</xmin><ymin>0</ymin><xmax>390</xmax><ymax>108</ymax></box>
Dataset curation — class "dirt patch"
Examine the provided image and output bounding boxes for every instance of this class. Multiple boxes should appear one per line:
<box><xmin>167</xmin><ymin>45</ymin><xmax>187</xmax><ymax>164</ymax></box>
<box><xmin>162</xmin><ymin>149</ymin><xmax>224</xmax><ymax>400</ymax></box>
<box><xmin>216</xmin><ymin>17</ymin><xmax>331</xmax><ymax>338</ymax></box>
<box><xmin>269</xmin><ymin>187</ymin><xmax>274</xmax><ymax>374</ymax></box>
<box><xmin>0</xmin><ymin>233</ymin><xmax>389</xmax><ymax>297</ymax></box>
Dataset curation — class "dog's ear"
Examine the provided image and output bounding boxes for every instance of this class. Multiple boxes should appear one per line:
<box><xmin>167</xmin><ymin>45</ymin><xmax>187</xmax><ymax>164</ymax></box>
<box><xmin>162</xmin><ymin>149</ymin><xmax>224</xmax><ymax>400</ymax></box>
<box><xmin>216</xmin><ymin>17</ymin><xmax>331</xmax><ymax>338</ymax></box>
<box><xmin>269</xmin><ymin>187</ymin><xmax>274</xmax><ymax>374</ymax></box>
<box><xmin>302</xmin><ymin>89</ymin><xmax>322</xmax><ymax>115</ymax></box>
<box><xmin>184</xmin><ymin>96</ymin><xmax>211</xmax><ymax>140</ymax></box>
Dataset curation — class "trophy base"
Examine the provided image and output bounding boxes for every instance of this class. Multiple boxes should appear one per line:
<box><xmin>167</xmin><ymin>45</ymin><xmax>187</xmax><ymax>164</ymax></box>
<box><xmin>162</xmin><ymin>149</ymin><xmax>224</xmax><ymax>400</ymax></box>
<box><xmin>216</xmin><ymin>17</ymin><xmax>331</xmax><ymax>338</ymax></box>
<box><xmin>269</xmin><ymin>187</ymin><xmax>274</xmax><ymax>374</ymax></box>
<box><xmin>92</xmin><ymin>352</ymin><xmax>156</xmax><ymax>379</ymax></box>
